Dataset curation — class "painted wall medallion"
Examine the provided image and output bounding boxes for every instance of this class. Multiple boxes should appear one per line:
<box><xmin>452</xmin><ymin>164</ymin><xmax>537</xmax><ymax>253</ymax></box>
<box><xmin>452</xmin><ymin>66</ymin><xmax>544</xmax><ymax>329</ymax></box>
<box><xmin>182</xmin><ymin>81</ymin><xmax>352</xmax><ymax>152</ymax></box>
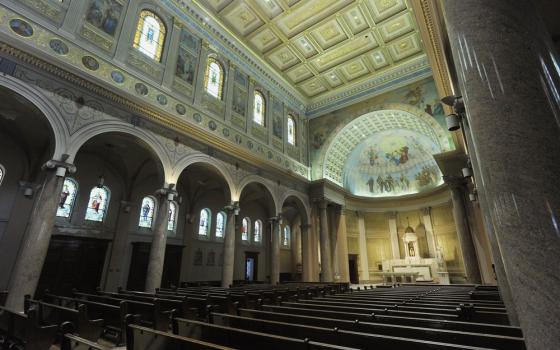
<box><xmin>208</xmin><ymin>120</ymin><xmax>217</xmax><ymax>131</ymax></box>
<box><xmin>10</xmin><ymin>19</ymin><xmax>33</xmax><ymax>37</ymax></box>
<box><xmin>49</xmin><ymin>39</ymin><xmax>69</xmax><ymax>55</ymax></box>
<box><xmin>111</xmin><ymin>71</ymin><xmax>125</xmax><ymax>84</ymax></box>
<box><xmin>176</xmin><ymin>104</ymin><xmax>186</xmax><ymax>115</ymax></box>
<box><xmin>193</xmin><ymin>113</ymin><xmax>202</xmax><ymax>123</ymax></box>
<box><xmin>247</xmin><ymin>140</ymin><xmax>254</xmax><ymax>149</ymax></box>
<box><xmin>156</xmin><ymin>94</ymin><xmax>168</xmax><ymax>105</ymax></box>
<box><xmin>222</xmin><ymin>128</ymin><xmax>230</xmax><ymax>137</ymax></box>
<box><xmin>134</xmin><ymin>83</ymin><xmax>148</xmax><ymax>95</ymax></box>
<box><xmin>235</xmin><ymin>134</ymin><xmax>242</xmax><ymax>144</ymax></box>
<box><xmin>82</xmin><ymin>56</ymin><xmax>100</xmax><ymax>70</ymax></box>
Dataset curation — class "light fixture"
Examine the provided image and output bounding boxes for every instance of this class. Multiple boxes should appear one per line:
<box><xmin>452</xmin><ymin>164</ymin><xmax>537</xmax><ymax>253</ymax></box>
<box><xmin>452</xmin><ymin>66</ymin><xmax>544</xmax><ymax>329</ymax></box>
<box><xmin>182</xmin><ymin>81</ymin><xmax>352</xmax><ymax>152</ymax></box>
<box><xmin>462</xmin><ymin>167</ymin><xmax>473</xmax><ymax>178</ymax></box>
<box><xmin>446</xmin><ymin>113</ymin><xmax>461</xmax><ymax>131</ymax></box>
<box><xmin>23</xmin><ymin>187</ymin><xmax>33</xmax><ymax>197</ymax></box>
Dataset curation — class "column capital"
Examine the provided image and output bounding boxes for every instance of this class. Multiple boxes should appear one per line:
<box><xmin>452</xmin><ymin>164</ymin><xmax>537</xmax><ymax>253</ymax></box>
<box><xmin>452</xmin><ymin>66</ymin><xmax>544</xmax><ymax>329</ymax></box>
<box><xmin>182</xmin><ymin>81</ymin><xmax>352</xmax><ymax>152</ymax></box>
<box><xmin>300</xmin><ymin>223</ymin><xmax>312</xmax><ymax>232</ymax></box>
<box><xmin>43</xmin><ymin>159</ymin><xmax>77</xmax><ymax>175</ymax></box>
<box><xmin>268</xmin><ymin>214</ymin><xmax>282</xmax><ymax>224</ymax></box>
<box><xmin>314</xmin><ymin>198</ymin><xmax>329</xmax><ymax>209</ymax></box>
<box><xmin>420</xmin><ymin>207</ymin><xmax>431</xmax><ymax>216</ymax></box>
<box><xmin>223</xmin><ymin>201</ymin><xmax>240</xmax><ymax>215</ymax></box>
<box><xmin>443</xmin><ymin>175</ymin><xmax>467</xmax><ymax>189</ymax></box>
<box><xmin>155</xmin><ymin>185</ymin><xmax>178</xmax><ymax>201</ymax></box>
<box><xmin>385</xmin><ymin>211</ymin><xmax>398</xmax><ymax>220</ymax></box>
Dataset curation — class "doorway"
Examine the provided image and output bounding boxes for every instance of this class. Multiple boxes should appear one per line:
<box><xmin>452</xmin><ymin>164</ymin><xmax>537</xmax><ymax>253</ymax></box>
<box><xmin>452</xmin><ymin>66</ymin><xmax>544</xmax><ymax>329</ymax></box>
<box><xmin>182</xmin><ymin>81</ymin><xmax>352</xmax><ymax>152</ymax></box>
<box><xmin>245</xmin><ymin>252</ymin><xmax>259</xmax><ymax>281</ymax></box>
<box><xmin>348</xmin><ymin>254</ymin><xmax>359</xmax><ymax>284</ymax></box>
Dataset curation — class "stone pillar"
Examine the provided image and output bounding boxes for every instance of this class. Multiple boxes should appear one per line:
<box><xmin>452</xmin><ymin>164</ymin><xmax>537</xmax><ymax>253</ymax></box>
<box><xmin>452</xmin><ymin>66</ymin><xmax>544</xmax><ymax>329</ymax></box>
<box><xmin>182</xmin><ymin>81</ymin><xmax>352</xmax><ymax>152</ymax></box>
<box><xmin>421</xmin><ymin>207</ymin><xmax>437</xmax><ymax>258</ymax></box>
<box><xmin>6</xmin><ymin>160</ymin><xmax>76</xmax><ymax>311</ymax></box>
<box><xmin>105</xmin><ymin>201</ymin><xmax>133</xmax><ymax>291</ymax></box>
<box><xmin>443</xmin><ymin>2</ymin><xmax>560</xmax><ymax>346</ymax></box>
<box><xmin>444</xmin><ymin>177</ymin><xmax>481</xmax><ymax>284</ymax></box>
<box><xmin>291</xmin><ymin>223</ymin><xmax>301</xmax><ymax>277</ymax></box>
<box><xmin>300</xmin><ymin>224</ymin><xmax>312</xmax><ymax>282</ymax></box>
<box><xmin>386</xmin><ymin>212</ymin><xmax>401</xmax><ymax>259</ymax></box>
<box><xmin>221</xmin><ymin>203</ymin><xmax>238</xmax><ymax>288</ymax></box>
<box><xmin>318</xmin><ymin>200</ymin><xmax>333</xmax><ymax>282</ymax></box>
<box><xmin>357</xmin><ymin>212</ymin><xmax>370</xmax><ymax>282</ymax></box>
<box><xmin>269</xmin><ymin>215</ymin><xmax>281</xmax><ymax>285</ymax></box>
<box><xmin>145</xmin><ymin>188</ymin><xmax>174</xmax><ymax>293</ymax></box>
<box><xmin>335</xmin><ymin>207</ymin><xmax>350</xmax><ymax>282</ymax></box>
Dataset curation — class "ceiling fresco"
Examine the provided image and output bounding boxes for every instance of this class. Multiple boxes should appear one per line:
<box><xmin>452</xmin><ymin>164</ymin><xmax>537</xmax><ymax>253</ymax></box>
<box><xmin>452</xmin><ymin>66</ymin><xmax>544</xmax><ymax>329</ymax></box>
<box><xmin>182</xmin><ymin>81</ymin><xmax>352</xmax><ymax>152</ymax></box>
<box><xmin>193</xmin><ymin>0</ymin><xmax>427</xmax><ymax>101</ymax></box>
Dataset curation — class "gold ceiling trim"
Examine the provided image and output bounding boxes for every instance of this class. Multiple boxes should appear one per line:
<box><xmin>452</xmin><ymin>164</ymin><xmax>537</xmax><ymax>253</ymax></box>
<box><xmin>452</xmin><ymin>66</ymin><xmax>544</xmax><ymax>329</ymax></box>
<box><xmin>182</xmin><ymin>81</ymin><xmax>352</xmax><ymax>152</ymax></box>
<box><xmin>0</xmin><ymin>42</ymin><xmax>310</xmax><ymax>183</ymax></box>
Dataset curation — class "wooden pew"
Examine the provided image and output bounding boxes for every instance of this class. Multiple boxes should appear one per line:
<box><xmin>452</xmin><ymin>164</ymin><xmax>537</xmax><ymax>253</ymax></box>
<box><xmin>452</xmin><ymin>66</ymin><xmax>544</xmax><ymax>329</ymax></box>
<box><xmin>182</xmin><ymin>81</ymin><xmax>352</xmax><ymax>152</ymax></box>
<box><xmin>0</xmin><ymin>306</ymin><xmax>58</xmax><ymax>350</ymax></box>
<box><xmin>234</xmin><ymin>309</ymin><xmax>525</xmax><ymax>350</ymax></box>
<box><xmin>24</xmin><ymin>297</ymin><xmax>103</xmax><ymax>342</ymax></box>
<box><xmin>126</xmin><ymin>323</ymin><xmax>234</xmax><ymax>349</ymax></box>
<box><xmin>60</xmin><ymin>333</ymin><xmax>111</xmax><ymax>350</ymax></box>
<box><xmin>173</xmin><ymin>317</ymin><xmax>358</xmax><ymax>350</ymax></box>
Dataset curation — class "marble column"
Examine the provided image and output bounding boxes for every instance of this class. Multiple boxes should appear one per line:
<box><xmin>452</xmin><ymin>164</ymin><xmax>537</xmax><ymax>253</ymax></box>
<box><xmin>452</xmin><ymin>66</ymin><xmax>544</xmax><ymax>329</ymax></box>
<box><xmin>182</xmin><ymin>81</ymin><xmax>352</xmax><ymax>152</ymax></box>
<box><xmin>443</xmin><ymin>2</ymin><xmax>560</xmax><ymax>347</ymax></box>
<box><xmin>104</xmin><ymin>201</ymin><xmax>133</xmax><ymax>291</ymax></box>
<box><xmin>386</xmin><ymin>212</ymin><xmax>401</xmax><ymax>259</ymax></box>
<box><xmin>145</xmin><ymin>188</ymin><xmax>174</xmax><ymax>293</ymax></box>
<box><xmin>420</xmin><ymin>207</ymin><xmax>437</xmax><ymax>258</ymax></box>
<box><xmin>445</xmin><ymin>177</ymin><xmax>481</xmax><ymax>284</ymax></box>
<box><xmin>6</xmin><ymin>160</ymin><xmax>76</xmax><ymax>311</ymax></box>
<box><xmin>318</xmin><ymin>200</ymin><xmax>333</xmax><ymax>282</ymax></box>
<box><xmin>291</xmin><ymin>223</ymin><xmax>301</xmax><ymax>277</ymax></box>
<box><xmin>357</xmin><ymin>212</ymin><xmax>370</xmax><ymax>282</ymax></box>
<box><xmin>300</xmin><ymin>224</ymin><xmax>312</xmax><ymax>282</ymax></box>
<box><xmin>269</xmin><ymin>215</ymin><xmax>281</xmax><ymax>285</ymax></box>
<box><xmin>221</xmin><ymin>203</ymin><xmax>238</xmax><ymax>288</ymax></box>
<box><xmin>328</xmin><ymin>206</ymin><xmax>339</xmax><ymax>280</ymax></box>
<box><xmin>335</xmin><ymin>207</ymin><xmax>350</xmax><ymax>282</ymax></box>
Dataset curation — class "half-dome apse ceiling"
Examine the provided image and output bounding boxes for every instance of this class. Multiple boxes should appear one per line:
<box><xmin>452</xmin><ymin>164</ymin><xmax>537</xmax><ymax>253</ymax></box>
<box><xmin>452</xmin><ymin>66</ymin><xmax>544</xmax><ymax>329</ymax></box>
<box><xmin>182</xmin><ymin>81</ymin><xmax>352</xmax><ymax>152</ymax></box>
<box><xmin>324</xmin><ymin>108</ymin><xmax>451</xmax><ymax>198</ymax></box>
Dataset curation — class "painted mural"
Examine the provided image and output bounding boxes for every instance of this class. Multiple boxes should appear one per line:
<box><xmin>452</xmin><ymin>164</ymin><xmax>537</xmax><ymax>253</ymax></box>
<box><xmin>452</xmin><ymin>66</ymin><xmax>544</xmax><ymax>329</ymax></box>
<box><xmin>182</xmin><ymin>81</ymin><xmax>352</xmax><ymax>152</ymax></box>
<box><xmin>85</xmin><ymin>0</ymin><xmax>122</xmax><ymax>36</ymax></box>
<box><xmin>343</xmin><ymin>130</ymin><xmax>443</xmax><ymax>197</ymax></box>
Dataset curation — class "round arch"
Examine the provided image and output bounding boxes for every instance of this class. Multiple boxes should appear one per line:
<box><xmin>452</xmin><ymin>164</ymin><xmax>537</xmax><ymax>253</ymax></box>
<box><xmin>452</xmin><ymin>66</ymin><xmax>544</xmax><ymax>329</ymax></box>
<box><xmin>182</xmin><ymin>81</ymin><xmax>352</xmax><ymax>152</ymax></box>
<box><xmin>170</xmin><ymin>153</ymin><xmax>236</xmax><ymax>202</ymax></box>
<box><xmin>66</xmin><ymin>121</ymin><xmax>172</xmax><ymax>184</ymax></box>
<box><xmin>236</xmin><ymin>175</ymin><xmax>280</xmax><ymax>214</ymax></box>
<box><xmin>279</xmin><ymin>190</ymin><xmax>310</xmax><ymax>225</ymax></box>
<box><xmin>0</xmin><ymin>74</ymin><xmax>70</xmax><ymax>160</ymax></box>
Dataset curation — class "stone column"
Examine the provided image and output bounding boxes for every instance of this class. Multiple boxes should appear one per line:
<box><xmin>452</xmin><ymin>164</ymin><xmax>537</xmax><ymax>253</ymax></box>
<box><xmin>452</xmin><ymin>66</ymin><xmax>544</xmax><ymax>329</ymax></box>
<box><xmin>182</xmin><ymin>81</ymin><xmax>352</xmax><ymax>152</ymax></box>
<box><xmin>443</xmin><ymin>2</ymin><xmax>560</xmax><ymax>347</ymax></box>
<box><xmin>444</xmin><ymin>177</ymin><xmax>481</xmax><ymax>284</ymax></box>
<box><xmin>6</xmin><ymin>160</ymin><xmax>76</xmax><ymax>311</ymax></box>
<box><xmin>221</xmin><ymin>203</ymin><xmax>238</xmax><ymax>288</ymax></box>
<box><xmin>290</xmin><ymin>223</ymin><xmax>301</xmax><ymax>277</ymax></box>
<box><xmin>145</xmin><ymin>188</ymin><xmax>175</xmax><ymax>293</ymax></box>
<box><xmin>318</xmin><ymin>200</ymin><xmax>333</xmax><ymax>282</ymax></box>
<box><xmin>300</xmin><ymin>224</ymin><xmax>312</xmax><ymax>282</ymax></box>
<box><xmin>335</xmin><ymin>207</ymin><xmax>350</xmax><ymax>282</ymax></box>
<box><xmin>269</xmin><ymin>215</ymin><xmax>281</xmax><ymax>285</ymax></box>
<box><xmin>421</xmin><ymin>207</ymin><xmax>437</xmax><ymax>258</ymax></box>
<box><xmin>386</xmin><ymin>212</ymin><xmax>401</xmax><ymax>259</ymax></box>
<box><xmin>104</xmin><ymin>201</ymin><xmax>133</xmax><ymax>291</ymax></box>
<box><xmin>357</xmin><ymin>212</ymin><xmax>370</xmax><ymax>282</ymax></box>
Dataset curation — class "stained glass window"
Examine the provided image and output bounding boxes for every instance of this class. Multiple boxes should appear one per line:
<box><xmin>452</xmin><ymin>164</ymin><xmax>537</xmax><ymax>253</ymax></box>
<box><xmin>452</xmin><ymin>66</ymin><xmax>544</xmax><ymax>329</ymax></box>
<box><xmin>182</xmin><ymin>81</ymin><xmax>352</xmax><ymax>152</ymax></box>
<box><xmin>254</xmin><ymin>220</ymin><xmax>262</xmax><ymax>243</ymax></box>
<box><xmin>204</xmin><ymin>57</ymin><xmax>224</xmax><ymax>99</ymax></box>
<box><xmin>138</xmin><ymin>196</ymin><xmax>156</xmax><ymax>228</ymax></box>
<box><xmin>85</xmin><ymin>186</ymin><xmax>110</xmax><ymax>222</ymax></box>
<box><xmin>0</xmin><ymin>165</ymin><xmax>4</xmax><ymax>187</ymax></box>
<box><xmin>253</xmin><ymin>91</ymin><xmax>265</xmax><ymax>126</ymax></box>
<box><xmin>133</xmin><ymin>10</ymin><xmax>166</xmax><ymax>62</ymax></box>
<box><xmin>216</xmin><ymin>211</ymin><xmax>226</xmax><ymax>238</ymax></box>
<box><xmin>198</xmin><ymin>208</ymin><xmax>211</xmax><ymax>236</ymax></box>
<box><xmin>241</xmin><ymin>217</ymin><xmax>250</xmax><ymax>241</ymax></box>
<box><xmin>282</xmin><ymin>226</ymin><xmax>291</xmax><ymax>248</ymax></box>
<box><xmin>168</xmin><ymin>202</ymin><xmax>177</xmax><ymax>232</ymax></box>
<box><xmin>287</xmin><ymin>115</ymin><xmax>296</xmax><ymax>146</ymax></box>
<box><xmin>56</xmin><ymin>178</ymin><xmax>78</xmax><ymax>218</ymax></box>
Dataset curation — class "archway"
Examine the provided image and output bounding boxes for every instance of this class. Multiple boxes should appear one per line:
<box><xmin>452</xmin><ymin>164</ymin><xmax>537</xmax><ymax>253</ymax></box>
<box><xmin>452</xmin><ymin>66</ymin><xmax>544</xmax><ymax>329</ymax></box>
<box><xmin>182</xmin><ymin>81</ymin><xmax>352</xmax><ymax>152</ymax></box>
<box><xmin>280</xmin><ymin>195</ymin><xmax>310</xmax><ymax>282</ymax></box>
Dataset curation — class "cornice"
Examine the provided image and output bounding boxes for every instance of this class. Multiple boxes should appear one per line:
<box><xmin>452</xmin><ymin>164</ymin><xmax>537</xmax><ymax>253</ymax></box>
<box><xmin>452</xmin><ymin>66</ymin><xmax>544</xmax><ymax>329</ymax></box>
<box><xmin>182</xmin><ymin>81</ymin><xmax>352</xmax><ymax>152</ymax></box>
<box><xmin>0</xmin><ymin>41</ymin><xmax>310</xmax><ymax>184</ymax></box>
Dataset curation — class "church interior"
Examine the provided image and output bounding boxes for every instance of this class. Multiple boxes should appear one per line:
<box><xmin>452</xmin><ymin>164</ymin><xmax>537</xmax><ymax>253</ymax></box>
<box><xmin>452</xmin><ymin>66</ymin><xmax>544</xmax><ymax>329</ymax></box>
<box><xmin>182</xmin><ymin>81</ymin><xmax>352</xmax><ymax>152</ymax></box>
<box><xmin>0</xmin><ymin>0</ymin><xmax>558</xmax><ymax>349</ymax></box>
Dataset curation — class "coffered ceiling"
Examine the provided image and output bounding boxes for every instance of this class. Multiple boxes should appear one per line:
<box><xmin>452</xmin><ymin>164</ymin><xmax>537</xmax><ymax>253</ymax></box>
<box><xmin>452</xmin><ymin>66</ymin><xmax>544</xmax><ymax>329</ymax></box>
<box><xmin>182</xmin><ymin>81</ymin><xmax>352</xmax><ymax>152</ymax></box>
<box><xmin>194</xmin><ymin>0</ymin><xmax>428</xmax><ymax>103</ymax></box>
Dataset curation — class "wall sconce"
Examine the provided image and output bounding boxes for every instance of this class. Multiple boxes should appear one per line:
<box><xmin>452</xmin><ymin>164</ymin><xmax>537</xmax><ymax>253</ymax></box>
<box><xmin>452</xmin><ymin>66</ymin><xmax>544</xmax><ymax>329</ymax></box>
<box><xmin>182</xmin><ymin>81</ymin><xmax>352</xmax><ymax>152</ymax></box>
<box><xmin>56</xmin><ymin>167</ymin><xmax>67</xmax><ymax>177</ymax></box>
<box><xmin>462</xmin><ymin>167</ymin><xmax>473</xmax><ymax>178</ymax></box>
<box><xmin>23</xmin><ymin>187</ymin><xmax>34</xmax><ymax>197</ymax></box>
<box><xmin>446</xmin><ymin>113</ymin><xmax>461</xmax><ymax>131</ymax></box>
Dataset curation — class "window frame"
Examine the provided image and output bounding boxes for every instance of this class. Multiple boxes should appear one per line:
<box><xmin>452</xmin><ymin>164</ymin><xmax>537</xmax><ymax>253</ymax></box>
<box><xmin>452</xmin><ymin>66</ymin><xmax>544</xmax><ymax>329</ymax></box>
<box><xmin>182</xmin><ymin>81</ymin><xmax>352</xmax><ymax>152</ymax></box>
<box><xmin>253</xmin><ymin>219</ymin><xmax>263</xmax><ymax>244</ymax></box>
<box><xmin>241</xmin><ymin>217</ymin><xmax>251</xmax><ymax>243</ymax></box>
<box><xmin>84</xmin><ymin>185</ymin><xmax>111</xmax><ymax>223</ymax></box>
<box><xmin>138</xmin><ymin>196</ymin><xmax>157</xmax><ymax>229</ymax></box>
<box><xmin>204</xmin><ymin>56</ymin><xmax>225</xmax><ymax>100</ymax></box>
<box><xmin>56</xmin><ymin>177</ymin><xmax>79</xmax><ymax>219</ymax></box>
<box><xmin>197</xmin><ymin>208</ymin><xmax>212</xmax><ymax>238</ymax></box>
<box><xmin>253</xmin><ymin>90</ymin><xmax>266</xmax><ymax>126</ymax></box>
<box><xmin>0</xmin><ymin>164</ymin><xmax>4</xmax><ymax>187</ymax></box>
<box><xmin>282</xmin><ymin>225</ymin><xmax>291</xmax><ymax>249</ymax></box>
<box><xmin>215</xmin><ymin>211</ymin><xmax>226</xmax><ymax>240</ymax></box>
<box><xmin>167</xmin><ymin>201</ymin><xmax>178</xmax><ymax>233</ymax></box>
<box><xmin>287</xmin><ymin>114</ymin><xmax>296</xmax><ymax>146</ymax></box>
<box><xmin>132</xmin><ymin>10</ymin><xmax>167</xmax><ymax>62</ymax></box>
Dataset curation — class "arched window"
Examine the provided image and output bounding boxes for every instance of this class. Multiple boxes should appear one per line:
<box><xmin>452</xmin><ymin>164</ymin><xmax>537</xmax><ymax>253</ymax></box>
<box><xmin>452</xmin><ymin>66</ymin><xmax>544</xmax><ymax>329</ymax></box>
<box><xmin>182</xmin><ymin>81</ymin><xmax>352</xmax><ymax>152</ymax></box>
<box><xmin>57</xmin><ymin>178</ymin><xmax>78</xmax><ymax>218</ymax></box>
<box><xmin>204</xmin><ymin>57</ymin><xmax>224</xmax><ymax>99</ymax></box>
<box><xmin>253</xmin><ymin>91</ymin><xmax>265</xmax><ymax>126</ymax></box>
<box><xmin>282</xmin><ymin>226</ymin><xmax>291</xmax><ymax>248</ymax></box>
<box><xmin>0</xmin><ymin>164</ymin><xmax>4</xmax><ymax>186</ymax></box>
<box><xmin>167</xmin><ymin>202</ymin><xmax>177</xmax><ymax>232</ymax></box>
<box><xmin>198</xmin><ymin>208</ymin><xmax>211</xmax><ymax>236</ymax></box>
<box><xmin>139</xmin><ymin>196</ymin><xmax>156</xmax><ymax>228</ymax></box>
<box><xmin>133</xmin><ymin>10</ymin><xmax>166</xmax><ymax>62</ymax></box>
<box><xmin>241</xmin><ymin>217</ymin><xmax>250</xmax><ymax>241</ymax></box>
<box><xmin>254</xmin><ymin>220</ymin><xmax>262</xmax><ymax>243</ymax></box>
<box><xmin>85</xmin><ymin>186</ymin><xmax>110</xmax><ymax>222</ymax></box>
<box><xmin>287</xmin><ymin>115</ymin><xmax>296</xmax><ymax>146</ymax></box>
<box><xmin>216</xmin><ymin>211</ymin><xmax>226</xmax><ymax>238</ymax></box>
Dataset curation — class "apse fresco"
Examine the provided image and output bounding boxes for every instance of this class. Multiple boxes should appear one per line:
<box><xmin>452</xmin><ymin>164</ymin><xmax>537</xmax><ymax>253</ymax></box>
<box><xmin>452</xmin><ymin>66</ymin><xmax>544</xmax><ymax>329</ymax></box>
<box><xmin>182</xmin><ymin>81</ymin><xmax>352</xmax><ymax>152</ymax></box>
<box><xmin>343</xmin><ymin>130</ymin><xmax>443</xmax><ymax>197</ymax></box>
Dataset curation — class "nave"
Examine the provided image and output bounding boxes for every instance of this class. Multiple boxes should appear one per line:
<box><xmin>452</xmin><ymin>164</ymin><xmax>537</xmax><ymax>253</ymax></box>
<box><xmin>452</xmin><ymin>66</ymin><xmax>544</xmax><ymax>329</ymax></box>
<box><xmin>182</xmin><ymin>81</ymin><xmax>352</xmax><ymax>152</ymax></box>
<box><xmin>0</xmin><ymin>283</ymin><xmax>526</xmax><ymax>350</ymax></box>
